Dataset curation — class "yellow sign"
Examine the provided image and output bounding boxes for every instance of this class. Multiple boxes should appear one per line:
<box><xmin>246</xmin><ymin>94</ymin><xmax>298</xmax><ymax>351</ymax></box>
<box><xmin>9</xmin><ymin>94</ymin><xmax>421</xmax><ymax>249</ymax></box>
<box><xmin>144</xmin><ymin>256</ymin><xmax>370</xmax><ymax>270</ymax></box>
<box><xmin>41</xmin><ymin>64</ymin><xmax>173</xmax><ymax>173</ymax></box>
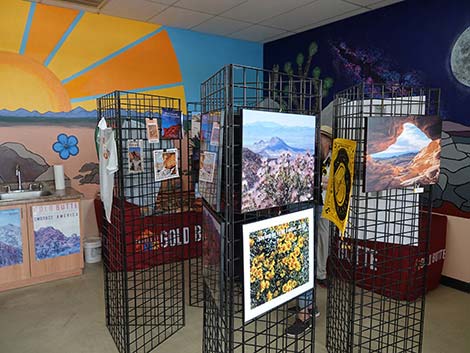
<box><xmin>321</xmin><ymin>138</ymin><xmax>357</xmax><ymax>234</ymax></box>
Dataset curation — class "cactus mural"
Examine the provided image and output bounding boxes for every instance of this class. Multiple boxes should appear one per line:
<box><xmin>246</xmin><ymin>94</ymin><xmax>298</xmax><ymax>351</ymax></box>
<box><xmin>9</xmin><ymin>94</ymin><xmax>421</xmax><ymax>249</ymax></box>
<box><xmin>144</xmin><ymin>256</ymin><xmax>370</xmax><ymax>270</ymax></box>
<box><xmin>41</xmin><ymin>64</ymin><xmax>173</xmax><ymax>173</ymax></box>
<box><xmin>270</xmin><ymin>41</ymin><xmax>334</xmax><ymax>110</ymax></box>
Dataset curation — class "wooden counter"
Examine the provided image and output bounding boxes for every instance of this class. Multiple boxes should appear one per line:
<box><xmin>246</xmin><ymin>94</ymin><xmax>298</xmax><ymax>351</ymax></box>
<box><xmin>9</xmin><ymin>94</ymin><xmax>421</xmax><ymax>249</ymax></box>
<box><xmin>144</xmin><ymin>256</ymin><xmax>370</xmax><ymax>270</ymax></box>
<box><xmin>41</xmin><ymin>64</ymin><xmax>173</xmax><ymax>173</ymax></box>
<box><xmin>0</xmin><ymin>188</ymin><xmax>83</xmax><ymax>292</ymax></box>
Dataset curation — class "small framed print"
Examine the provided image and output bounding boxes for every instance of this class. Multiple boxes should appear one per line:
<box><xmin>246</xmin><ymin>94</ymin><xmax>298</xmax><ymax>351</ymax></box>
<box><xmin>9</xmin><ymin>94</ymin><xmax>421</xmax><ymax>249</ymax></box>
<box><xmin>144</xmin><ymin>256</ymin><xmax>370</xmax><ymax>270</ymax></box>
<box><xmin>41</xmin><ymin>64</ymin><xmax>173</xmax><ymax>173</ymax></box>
<box><xmin>199</xmin><ymin>110</ymin><xmax>224</xmax><ymax>212</ymax></box>
<box><xmin>210</xmin><ymin>121</ymin><xmax>220</xmax><ymax>146</ymax></box>
<box><xmin>128</xmin><ymin>140</ymin><xmax>144</xmax><ymax>174</ymax></box>
<box><xmin>199</xmin><ymin>151</ymin><xmax>216</xmax><ymax>183</ymax></box>
<box><xmin>191</xmin><ymin>112</ymin><xmax>201</xmax><ymax>139</ymax></box>
<box><xmin>146</xmin><ymin>118</ymin><xmax>160</xmax><ymax>143</ymax></box>
<box><xmin>153</xmin><ymin>148</ymin><xmax>179</xmax><ymax>182</ymax></box>
<box><xmin>161</xmin><ymin>108</ymin><xmax>182</xmax><ymax>139</ymax></box>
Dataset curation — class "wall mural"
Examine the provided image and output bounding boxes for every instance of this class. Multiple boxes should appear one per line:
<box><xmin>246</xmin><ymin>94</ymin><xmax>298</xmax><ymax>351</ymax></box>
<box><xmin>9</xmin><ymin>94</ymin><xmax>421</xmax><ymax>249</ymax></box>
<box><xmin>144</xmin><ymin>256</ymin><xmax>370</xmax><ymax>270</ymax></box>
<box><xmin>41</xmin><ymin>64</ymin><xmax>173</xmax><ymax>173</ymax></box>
<box><xmin>276</xmin><ymin>41</ymin><xmax>334</xmax><ymax>98</ymax></box>
<box><xmin>264</xmin><ymin>0</ymin><xmax>470</xmax><ymax>218</ymax></box>
<box><xmin>0</xmin><ymin>0</ymin><xmax>184</xmax><ymax>199</ymax></box>
<box><xmin>0</xmin><ymin>0</ymin><xmax>262</xmax><ymax>203</ymax></box>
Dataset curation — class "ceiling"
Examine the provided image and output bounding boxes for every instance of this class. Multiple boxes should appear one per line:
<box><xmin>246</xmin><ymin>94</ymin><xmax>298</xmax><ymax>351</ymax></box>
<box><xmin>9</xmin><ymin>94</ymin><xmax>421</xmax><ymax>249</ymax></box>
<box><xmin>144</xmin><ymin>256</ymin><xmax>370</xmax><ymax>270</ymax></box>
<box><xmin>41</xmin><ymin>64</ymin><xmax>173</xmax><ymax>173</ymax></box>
<box><xmin>33</xmin><ymin>0</ymin><xmax>403</xmax><ymax>43</ymax></box>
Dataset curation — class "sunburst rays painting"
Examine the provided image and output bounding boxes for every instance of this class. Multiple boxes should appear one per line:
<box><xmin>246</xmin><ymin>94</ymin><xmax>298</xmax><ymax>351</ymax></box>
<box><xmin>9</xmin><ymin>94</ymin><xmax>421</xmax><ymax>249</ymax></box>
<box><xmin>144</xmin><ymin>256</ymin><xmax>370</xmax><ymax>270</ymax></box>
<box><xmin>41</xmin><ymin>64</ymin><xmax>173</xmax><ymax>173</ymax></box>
<box><xmin>0</xmin><ymin>0</ymin><xmax>186</xmax><ymax>198</ymax></box>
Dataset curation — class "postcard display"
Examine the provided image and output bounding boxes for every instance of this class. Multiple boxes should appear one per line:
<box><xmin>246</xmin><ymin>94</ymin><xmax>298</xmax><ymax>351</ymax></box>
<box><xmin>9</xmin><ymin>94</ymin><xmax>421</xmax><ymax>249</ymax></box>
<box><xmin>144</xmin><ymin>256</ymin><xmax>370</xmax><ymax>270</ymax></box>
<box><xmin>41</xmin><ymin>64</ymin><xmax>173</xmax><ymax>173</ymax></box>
<box><xmin>187</xmin><ymin>102</ymin><xmax>204</xmax><ymax>308</ymax></box>
<box><xmin>327</xmin><ymin>84</ymin><xmax>441</xmax><ymax>353</ymax></box>
<box><xmin>96</xmin><ymin>91</ymin><xmax>187</xmax><ymax>353</ymax></box>
<box><xmin>200</xmin><ymin>65</ymin><xmax>322</xmax><ymax>353</ymax></box>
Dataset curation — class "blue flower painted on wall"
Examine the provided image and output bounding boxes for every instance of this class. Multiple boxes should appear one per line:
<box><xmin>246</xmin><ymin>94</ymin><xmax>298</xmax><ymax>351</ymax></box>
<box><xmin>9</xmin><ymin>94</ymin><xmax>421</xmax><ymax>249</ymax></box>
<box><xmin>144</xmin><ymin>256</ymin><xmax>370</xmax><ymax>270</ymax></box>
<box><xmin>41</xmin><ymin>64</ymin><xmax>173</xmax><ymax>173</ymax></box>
<box><xmin>52</xmin><ymin>133</ymin><xmax>79</xmax><ymax>160</ymax></box>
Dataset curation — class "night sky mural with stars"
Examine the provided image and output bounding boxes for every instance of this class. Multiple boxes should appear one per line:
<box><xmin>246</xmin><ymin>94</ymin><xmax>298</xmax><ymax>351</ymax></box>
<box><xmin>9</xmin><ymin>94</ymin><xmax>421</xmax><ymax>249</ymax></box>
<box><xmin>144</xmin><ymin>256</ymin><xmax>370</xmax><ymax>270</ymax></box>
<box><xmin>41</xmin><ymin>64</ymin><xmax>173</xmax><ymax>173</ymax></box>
<box><xmin>264</xmin><ymin>0</ymin><xmax>470</xmax><ymax>218</ymax></box>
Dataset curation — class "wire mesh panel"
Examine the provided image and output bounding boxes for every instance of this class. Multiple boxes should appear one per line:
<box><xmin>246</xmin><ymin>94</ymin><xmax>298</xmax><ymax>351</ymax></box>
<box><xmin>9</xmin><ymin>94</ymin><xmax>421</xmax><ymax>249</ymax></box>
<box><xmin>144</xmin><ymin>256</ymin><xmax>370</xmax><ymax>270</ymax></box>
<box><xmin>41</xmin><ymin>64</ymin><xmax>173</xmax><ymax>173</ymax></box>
<box><xmin>97</xmin><ymin>91</ymin><xmax>185</xmax><ymax>353</ymax></box>
<box><xmin>201</xmin><ymin>64</ymin><xmax>322</xmax><ymax>353</ymax></box>
<box><xmin>186</xmin><ymin>101</ymin><xmax>204</xmax><ymax>308</ymax></box>
<box><xmin>327</xmin><ymin>84</ymin><xmax>440</xmax><ymax>353</ymax></box>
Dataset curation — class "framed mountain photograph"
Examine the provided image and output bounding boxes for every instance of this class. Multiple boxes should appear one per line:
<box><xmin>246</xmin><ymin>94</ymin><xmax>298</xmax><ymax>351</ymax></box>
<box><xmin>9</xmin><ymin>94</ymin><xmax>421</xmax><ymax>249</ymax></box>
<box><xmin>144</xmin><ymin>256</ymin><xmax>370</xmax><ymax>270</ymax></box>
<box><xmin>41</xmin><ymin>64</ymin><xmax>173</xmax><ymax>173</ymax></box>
<box><xmin>364</xmin><ymin>115</ymin><xmax>442</xmax><ymax>192</ymax></box>
<box><xmin>241</xmin><ymin>109</ymin><xmax>316</xmax><ymax>213</ymax></box>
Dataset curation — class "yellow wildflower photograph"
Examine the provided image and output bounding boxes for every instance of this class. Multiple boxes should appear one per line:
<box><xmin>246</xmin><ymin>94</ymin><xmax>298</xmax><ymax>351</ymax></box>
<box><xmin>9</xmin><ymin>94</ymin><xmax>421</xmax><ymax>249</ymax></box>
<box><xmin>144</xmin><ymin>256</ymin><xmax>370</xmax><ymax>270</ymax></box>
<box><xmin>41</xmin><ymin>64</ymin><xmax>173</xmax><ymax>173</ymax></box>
<box><xmin>242</xmin><ymin>209</ymin><xmax>314</xmax><ymax>322</ymax></box>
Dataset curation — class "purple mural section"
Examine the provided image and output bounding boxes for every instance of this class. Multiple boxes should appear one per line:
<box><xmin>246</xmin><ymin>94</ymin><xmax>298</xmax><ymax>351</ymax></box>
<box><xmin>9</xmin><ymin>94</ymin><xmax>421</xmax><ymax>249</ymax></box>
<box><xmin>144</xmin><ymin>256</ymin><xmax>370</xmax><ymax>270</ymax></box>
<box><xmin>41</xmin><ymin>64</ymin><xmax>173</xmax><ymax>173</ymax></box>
<box><xmin>264</xmin><ymin>0</ymin><xmax>470</xmax><ymax>218</ymax></box>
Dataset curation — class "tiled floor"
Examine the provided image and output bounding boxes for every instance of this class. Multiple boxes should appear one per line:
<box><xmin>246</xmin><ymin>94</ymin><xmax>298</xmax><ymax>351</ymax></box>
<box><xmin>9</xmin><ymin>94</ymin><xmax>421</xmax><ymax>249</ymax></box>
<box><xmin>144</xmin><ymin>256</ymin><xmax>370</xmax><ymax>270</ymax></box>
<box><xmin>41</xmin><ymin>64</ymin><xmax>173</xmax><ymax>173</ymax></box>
<box><xmin>0</xmin><ymin>263</ymin><xmax>468</xmax><ymax>353</ymax></box>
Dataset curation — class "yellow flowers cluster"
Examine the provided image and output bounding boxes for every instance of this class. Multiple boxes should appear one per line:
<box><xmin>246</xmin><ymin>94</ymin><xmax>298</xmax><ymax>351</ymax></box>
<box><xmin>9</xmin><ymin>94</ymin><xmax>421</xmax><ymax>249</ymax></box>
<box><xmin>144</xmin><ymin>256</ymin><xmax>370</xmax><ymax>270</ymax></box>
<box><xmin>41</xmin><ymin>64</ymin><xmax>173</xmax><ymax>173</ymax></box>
<box><xmin>282</xmin><ymin>279</ymin><xmax>298</xmax><ymax>293</ymax></box>
<box><xmin>249</xmin><ymin>219</ymin><xmax>309</xmax><ymax>308</ymax></box>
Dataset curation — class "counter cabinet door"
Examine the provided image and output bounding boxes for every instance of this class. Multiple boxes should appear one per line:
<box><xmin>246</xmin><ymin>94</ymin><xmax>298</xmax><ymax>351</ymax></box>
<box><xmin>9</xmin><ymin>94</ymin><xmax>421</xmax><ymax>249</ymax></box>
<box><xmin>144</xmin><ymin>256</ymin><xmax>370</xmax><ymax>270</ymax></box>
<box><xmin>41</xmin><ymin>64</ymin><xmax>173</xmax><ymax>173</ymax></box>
<box><xmin>28</xmin><ymin>200</ymin><xmax>83</xmax><ymax>278</ymax></box>
<box><xmin>0</xmin><ymin>205</ymin><xmax>30</xmax><ymax>285</ymax></box>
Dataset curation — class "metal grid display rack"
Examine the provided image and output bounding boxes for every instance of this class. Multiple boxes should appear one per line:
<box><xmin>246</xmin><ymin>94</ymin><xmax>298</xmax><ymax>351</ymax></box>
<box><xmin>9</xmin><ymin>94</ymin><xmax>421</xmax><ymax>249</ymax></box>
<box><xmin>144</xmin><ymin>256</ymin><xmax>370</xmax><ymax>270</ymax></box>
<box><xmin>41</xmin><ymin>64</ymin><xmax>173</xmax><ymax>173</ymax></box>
<box><xmin>97</xmin><ymin>91</ymin><xmax>185</xmax><ymax>353</ymax></box>
<box><xmin>186</xmin><ymin>101</ymin><xmax>204</xmax><ymax>308</ymax></box>
<box><xmin>326</xmin><ymin>84</ymin><xmax>440</xmax><ymax>353</ymax></box>
<box><xmin>201</xmin><ymin>64</ymin><xmax>322</xmax><ymax>353</ymax></box>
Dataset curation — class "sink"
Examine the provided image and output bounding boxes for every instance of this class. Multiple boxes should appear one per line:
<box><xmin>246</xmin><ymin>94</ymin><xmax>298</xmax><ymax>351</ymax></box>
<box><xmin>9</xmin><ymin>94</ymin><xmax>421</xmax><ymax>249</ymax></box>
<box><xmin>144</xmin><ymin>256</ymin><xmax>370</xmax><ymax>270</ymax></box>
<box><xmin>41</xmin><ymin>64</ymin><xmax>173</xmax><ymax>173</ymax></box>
<box><xmin>0</xmin><ymin>190</ymin><xmax>52</xmax><ymax>201</ymax></box>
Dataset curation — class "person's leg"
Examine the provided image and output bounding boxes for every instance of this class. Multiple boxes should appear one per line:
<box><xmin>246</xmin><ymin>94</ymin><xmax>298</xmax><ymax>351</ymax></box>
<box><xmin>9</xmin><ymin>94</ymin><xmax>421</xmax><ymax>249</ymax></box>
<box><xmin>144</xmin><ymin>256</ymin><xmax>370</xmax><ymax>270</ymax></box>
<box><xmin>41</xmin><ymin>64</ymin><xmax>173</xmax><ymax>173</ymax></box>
<box><xmin>297</xmin><ymin>291</ymin><xmax>313</xmax><ymax>321</ymax></box>
<box><xmin>286</xmin><ymin>290</ymin><xmax>318</xmax><ymax>336</ymax></box>
<box><xmin>316</xmin><ymin>213</ymin><xmax>329</xmax><ymax>282</ymax></box>
<box><xmin>287</xmin><ymin>207</ymin><xmax>322</xmax><ymax>336</ymax></box>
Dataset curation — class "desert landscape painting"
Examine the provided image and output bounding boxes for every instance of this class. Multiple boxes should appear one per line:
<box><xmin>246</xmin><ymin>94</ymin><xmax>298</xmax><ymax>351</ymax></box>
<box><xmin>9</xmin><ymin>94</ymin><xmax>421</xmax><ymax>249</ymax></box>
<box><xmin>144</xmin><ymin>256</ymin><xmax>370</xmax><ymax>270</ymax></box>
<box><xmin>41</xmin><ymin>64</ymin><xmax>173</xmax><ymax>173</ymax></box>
<box><xmin>242</xmin><ymin>109</ymin><xmax>315</xmax><ymax>213</ymax></box>
<box><xmin>365</xmin><ymin>115</ymin><xmax>442</xmax><ymax>192</ymax></box>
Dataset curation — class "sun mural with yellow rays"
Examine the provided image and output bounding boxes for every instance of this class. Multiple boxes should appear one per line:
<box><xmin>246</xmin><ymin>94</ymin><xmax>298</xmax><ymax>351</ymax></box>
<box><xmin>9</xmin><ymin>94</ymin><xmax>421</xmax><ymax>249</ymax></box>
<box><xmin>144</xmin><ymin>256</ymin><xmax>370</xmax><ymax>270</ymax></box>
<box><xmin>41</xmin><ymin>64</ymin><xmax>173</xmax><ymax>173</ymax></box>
<box><xmin>0</xmin><ymin>0</ymin><xmax>186</xmax><ymax>112</ymax></box>
<box><xmin>0</xmin><ymin>0</ymin><xmax>186</xmax><ymax>203</ymax></box>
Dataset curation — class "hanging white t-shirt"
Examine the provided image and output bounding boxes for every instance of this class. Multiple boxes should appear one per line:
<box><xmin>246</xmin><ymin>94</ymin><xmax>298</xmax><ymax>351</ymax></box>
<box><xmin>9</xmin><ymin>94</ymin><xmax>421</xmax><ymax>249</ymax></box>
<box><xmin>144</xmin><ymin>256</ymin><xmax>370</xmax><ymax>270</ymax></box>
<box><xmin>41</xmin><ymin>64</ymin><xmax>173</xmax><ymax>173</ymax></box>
<box><xmin>97</xmin><ymin>118</ymin><xmax>118</xmax><ymax>222</ymax></box>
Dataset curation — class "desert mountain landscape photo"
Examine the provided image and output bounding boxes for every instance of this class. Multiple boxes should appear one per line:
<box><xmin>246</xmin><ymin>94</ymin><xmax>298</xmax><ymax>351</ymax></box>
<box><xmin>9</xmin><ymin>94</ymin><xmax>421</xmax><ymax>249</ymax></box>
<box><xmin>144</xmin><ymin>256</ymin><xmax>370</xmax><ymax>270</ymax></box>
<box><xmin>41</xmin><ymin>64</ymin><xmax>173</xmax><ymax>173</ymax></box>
<box><xmin>365</xmin><ymin>115</ymin><xmax>442</xmax><ymax>192</ymax></box>
<box><xmin>242</xmin><ymin>110</ymin><xmax>316</xmax><ymax>213</ymax></box>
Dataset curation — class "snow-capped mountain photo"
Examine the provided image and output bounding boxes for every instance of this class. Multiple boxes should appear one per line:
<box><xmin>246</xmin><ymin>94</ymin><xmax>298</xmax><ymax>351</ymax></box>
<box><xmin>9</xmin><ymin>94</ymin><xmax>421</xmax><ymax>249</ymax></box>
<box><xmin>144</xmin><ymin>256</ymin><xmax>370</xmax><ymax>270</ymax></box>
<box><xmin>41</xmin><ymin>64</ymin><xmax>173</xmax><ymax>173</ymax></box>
<box><xmin>34</xmin><ymin>226</ymin><xmax>80</xmax><ymax>260</ymax></box>
<box><xmin>0</xmin><ymin>209</ymin><xmax>23</xmax><ymax>267</ymax></box>
<box><xmin>32</xmin><ymin>202</ymin><xmax>81</xmax><ymax>261</ymax></box>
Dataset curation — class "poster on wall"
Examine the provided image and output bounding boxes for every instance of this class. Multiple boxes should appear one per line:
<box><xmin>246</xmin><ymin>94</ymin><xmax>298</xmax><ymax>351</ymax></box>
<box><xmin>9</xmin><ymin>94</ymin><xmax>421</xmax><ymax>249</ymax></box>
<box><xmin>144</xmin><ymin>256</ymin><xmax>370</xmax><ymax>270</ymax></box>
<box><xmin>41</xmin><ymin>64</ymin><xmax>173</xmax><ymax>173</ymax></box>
<box><xmin>241</xmin><ymin>109</ymin><xmax>316</xmax><ymax>213</ymax></box>
<box><xmin>145</xmin><ymin>118</ymin><xmax>160</xmax><ymax>143</ymax></box>
<box><xmin>364</xmin><ymin>115</ymin><xmax>442</xmax><ymax>192</ymax></box>
<box><xmin>153</xmin><ymin>148</ymin><xmax>179</xmax><ymax>182</ymax></box>
<box><xmin>322</xmin><ymin>138</ymin><xmax>357</xmax><ymax>234</ymax></box>
<box><xmin>161</xmin><ymin>108</ymin><xmax>182</xmax><ymax>139</ymax></box>
<box><xmin>242</xmin><ymin>208</ymin><xmax>314</xmax><ymax>322</ymax></box>
<box><xmin>32</xmin><ymin>202</ymin><xmax>80</xmax><ymax>261</ymax></box>
<box><xmin>199</xmin><ymin>110</ymin><xmax>224</xmax><ymax>211</ymax></box>
<box><xmin>191</xmin><ymin>112</ymin><xmax>201</xmax><ymax>139</ymax></box>
<box><xmin>202</xmin><ymin>205</ymin><xmax>224</xmax><ymax>308</ymax></box>
<box><xmin>128</xmin><ymin>139</ymin><xmax>144</xmax><ymax>174</ymax></box>
<box><xmin>0</xmin><ymin>208</ymin><xmax>23</xmax><ymax>268</ymax></box>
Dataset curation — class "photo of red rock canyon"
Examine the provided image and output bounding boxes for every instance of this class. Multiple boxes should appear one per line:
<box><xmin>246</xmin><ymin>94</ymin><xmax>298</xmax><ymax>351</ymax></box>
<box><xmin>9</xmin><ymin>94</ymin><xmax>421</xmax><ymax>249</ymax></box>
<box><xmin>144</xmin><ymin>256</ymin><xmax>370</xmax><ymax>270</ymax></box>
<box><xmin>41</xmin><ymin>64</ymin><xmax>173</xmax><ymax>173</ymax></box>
<box><xmin>365</xmin><ymin>115</ymin><xmax>442</xmax><ymax>192</ymax></box>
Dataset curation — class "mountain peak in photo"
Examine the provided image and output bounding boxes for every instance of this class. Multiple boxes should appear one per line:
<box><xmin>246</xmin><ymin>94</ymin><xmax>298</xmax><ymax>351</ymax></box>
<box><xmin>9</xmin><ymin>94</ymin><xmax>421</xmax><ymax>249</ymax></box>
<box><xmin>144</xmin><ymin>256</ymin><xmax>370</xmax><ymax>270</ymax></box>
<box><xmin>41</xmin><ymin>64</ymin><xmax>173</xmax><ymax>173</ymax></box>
<box><xmin>251</xmin><ymin>136</ymin><xmax>305</xmax><ymax>158</ymax></box>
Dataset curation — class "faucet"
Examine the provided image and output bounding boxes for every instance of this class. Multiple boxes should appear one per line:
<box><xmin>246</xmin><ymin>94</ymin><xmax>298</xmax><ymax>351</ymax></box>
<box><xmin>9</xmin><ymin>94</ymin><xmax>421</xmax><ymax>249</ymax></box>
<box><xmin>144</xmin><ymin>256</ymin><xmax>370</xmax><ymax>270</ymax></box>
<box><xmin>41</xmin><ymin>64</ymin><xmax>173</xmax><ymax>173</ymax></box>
<box><xmin>15</xmin><ymin>164</ymin><xmax>22</xmax><ymax>191</ymax></box>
